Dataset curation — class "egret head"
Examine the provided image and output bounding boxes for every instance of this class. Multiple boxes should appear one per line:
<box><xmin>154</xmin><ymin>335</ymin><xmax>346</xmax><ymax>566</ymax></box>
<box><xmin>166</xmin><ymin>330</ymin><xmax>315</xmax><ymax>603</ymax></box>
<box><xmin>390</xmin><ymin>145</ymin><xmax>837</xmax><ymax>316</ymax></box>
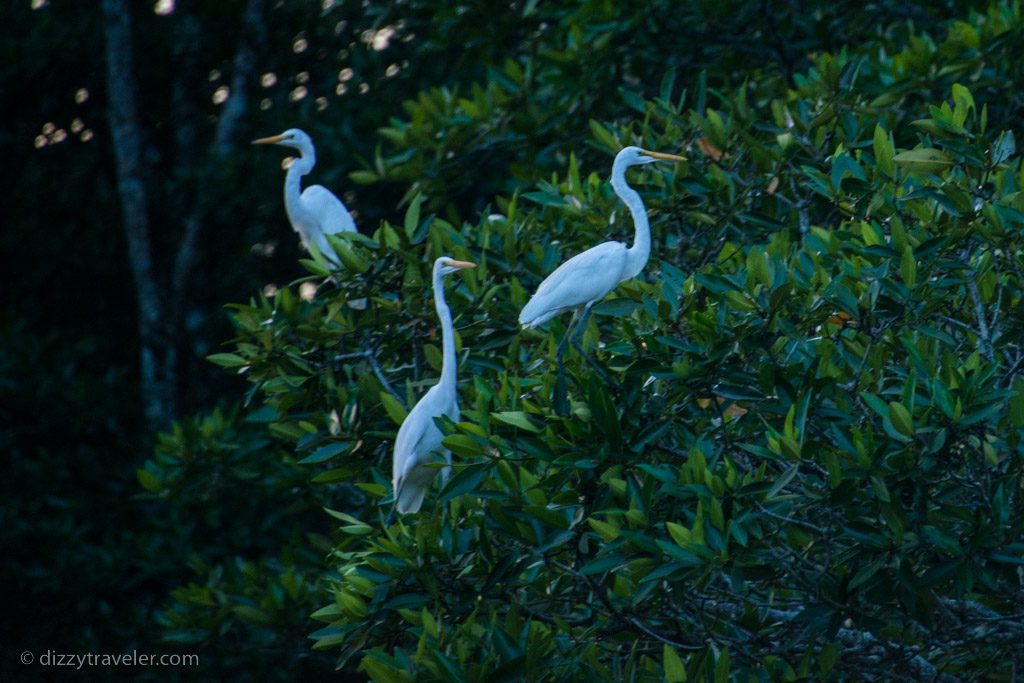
<box><xmin>434</xmin><ymin>256</ymin><xmax>476</xmax><ymax>277</ymax></box>
<box><xmin>252</xmin><ymin>128</ymin><xmax>312</xmax><ymax>152</ymax></box>
<box><xmin>616</xmin><ymin>145</ymin><xmax>686</xmax><ymax>168</ymax></box>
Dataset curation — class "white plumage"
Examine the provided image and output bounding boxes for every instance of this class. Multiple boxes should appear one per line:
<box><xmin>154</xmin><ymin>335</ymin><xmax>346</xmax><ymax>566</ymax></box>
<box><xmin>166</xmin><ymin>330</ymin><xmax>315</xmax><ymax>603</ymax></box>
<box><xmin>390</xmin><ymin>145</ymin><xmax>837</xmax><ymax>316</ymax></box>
<box><xmin>392</xmin><ymin>257</ymin><xmax>476</xmax><ymax>514</ymax></box>
<box><xmin>253</xmin><ymin>128</ymin><xmax>356</xmax><ymax>264</ymax></box>
<box><xmin>519</xmin><ymin>241</ymin><xmax>630</xmax><ymax>328</ymax></box>
<box><xmin>519</xmin><ymin>146</ymin><xmax>685</xmax><ymax>328</ymax></box>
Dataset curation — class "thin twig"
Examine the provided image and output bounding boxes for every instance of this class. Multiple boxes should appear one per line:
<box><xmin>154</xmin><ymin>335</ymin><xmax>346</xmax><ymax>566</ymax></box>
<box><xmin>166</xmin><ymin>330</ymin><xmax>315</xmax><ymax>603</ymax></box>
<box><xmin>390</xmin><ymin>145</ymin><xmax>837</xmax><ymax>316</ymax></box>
<box><xmin>551</xmin><ymin>560</ymin><xmax>703</xmax><ymax>651</ymax></box>
<box><xmin>963</xmin><ymin>249</ymin><xmax>996</xmax><ymax>364</ymax></box>
<box><xmin>333</xmin><ymin>348</ymin><xmax>403</xmax><ymax>405</ymax></box>
<box><xmin>755</xmin><ymin>502</ymin><xmax>826</xmax><ymax>534</ymax></box>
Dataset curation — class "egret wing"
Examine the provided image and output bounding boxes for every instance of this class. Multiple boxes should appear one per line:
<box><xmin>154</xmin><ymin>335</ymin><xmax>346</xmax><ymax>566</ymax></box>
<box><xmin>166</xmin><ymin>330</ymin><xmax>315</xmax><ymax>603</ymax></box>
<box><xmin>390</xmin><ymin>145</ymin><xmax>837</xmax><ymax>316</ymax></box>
<box><xmin>301</xmin><ymin>184</ymin><xmax>357</xmax><ymax>235</ymax></box>
<box><xmin>392</xmin><ymin>386</ymin><xmax>456</xmax><ymax>512</ymax></box>
<box><xmin>520</xmin><ymin>241</ymin><xmax>628</xmax><ymax>325</ymax></box>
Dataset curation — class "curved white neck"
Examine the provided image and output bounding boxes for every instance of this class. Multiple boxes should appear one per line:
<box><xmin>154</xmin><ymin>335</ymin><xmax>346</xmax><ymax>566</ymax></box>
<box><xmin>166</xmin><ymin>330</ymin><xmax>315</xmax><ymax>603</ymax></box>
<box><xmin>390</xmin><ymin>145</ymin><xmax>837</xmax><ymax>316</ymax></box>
<box><xmin>611</xmin><ymin>159</ymin><xmax>650</xmax><ymax>281</ymax></box>
<box><xmin>433</xmin><ymin>268</ymin><xmax>458</xmax><ymax>392</ymax></box>
<box><xmin>284</xmin><ymin>144</ymin><xmax>316</xmax><ymax>217</ymax></box>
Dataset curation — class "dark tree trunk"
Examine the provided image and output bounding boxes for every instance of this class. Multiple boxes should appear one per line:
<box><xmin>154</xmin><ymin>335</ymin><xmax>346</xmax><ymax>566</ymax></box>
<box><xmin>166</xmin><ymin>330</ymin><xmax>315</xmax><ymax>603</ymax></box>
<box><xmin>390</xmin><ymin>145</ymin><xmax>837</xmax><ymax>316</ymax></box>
<box><xmin>101</xmin><ymin>0</ymin><xmax>267</xmax><ymax>432</ymax></box>
<box><xmin>101</xmin><ymin>0</ymin><xmax>177</xmax><ymax>429</ymax></box>
<box><xmin>171</xmin><ymin>0</ymin><xmax>266</xmax><ymax>321</ymax></box>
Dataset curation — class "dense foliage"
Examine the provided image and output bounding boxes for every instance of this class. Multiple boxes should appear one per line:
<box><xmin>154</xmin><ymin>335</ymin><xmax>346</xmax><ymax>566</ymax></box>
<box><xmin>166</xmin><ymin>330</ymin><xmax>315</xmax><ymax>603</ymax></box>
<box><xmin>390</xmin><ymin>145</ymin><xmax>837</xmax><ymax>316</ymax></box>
<box><xmin>175</xmin><ymin>1</ymin><xmax>1024</xmax><ymax>679</ymax></box>
<box><xmin>6</xmin><ymin>0</ymin><xmax>1024</xmax><ymax>680</ymax></box>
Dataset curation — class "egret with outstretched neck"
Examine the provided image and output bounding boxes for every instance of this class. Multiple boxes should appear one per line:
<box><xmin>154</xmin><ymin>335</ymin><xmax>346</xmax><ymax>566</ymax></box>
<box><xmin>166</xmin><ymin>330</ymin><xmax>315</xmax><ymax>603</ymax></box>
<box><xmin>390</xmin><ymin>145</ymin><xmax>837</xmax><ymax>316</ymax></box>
<box><xmin>518</xmin><ymin>146</ymin><xmax>684</xmax><ymax>410</ymax></box>
<box><xmin>392</xmin><ymin>256</ymin><xmax>476</xmax><ymax>515</ymax></box>
<box><xmin>252</xmin><ymin>128</ymin><xmax>356</xmax><ymax>264</ymax></box>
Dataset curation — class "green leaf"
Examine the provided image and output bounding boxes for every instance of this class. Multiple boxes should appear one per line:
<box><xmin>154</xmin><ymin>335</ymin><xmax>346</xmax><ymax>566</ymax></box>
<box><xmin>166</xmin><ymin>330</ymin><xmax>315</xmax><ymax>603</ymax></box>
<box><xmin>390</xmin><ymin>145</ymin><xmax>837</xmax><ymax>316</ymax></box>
<box><xmin>421</xmin><ymin>608</ymin><xmax>439</xmax><ymax>638</ymax></box>
<box><xmin>327</xmin><ymin>234</ymin><xmax>370</xmax><ymax>273</ymax></box>
<box><xmin>993</xmin><ymin>130</ymin><xmax>1016</xmax><ymax>164</ymax></box>
<box><xmin>298</xmin><ymin>442</ymin><xmax>349</xmax><ymax>464</ymax></box>
<box><xmin>206</xmin><ymin>353</ymin><xmax>247</xmax><ymax>368</ymax></box>
<box><xmin>136</xmin><ymin>468</ymin><xmax>161</xmax><ymax>492</ymax></box>
<box><xmin>849</xmin><ymin>557</ymin><xmax>885</xmax><ymax>589</ymax></box>
<box><xmin>664</xmin><ymin>644</ymin><xmax>687</xmax><ymax>682</ymax></box>
<box><xmin>589</xmin><ymin>119</ymin><xmax>618</xmax><ymax>150</ymax></box>
<box><xmin>951</xmin><ymin>83</ymin><xmax>975</xmax><ymax>127</ymax></box>
<box><xmin>522</xmin><ymin>191</ymin><xmax>567</xmax><ymax>208</ymax></box>
<box><xmin>767</xmin><ymin>464</ymin><xmax>799</xmax><ymax>500</ymax></box>
<box><xmin>893</xmin><ymin>148</ymin><xmax>953</xmax><ymax>174</ymax></box>
<box><xmin>580</xmin><ymin>553</ymin><xmax>628</xmax><ymax>575</ymax></box>
<box><xmin>588</xmin><ymin>518</ymin><xmax>620</xmax><ymax>542</ymax></box>
<box><xmin>666</xmin><ymin>521</ymin><xmax>691</xmax><ymax>547</ymax></box>
<box><xmin>714</xmin><ymin>647</ymin><xmax>730</xmax><ymax>683</ymax></box>
<box><xmin>361</xmin><ymin>655</ymin><xmax>412</xmax><ymax>683</ymax></box>
<box><xmin>923</xmin><ymin>524</ymin><xmax>962</xmax><ymax>556</ymax></box>
<box><xmin>871</xmin><ymin>476</ymin><xmax>891</xmax><ymax>503</ymax></box>
<box><xmin>299</xmin><ymin>258</ymin><xmax>331</xmax><ymax>276</ymax></box>
<box><xmin>442</xmin><ymin>434</ymin><xmax>484</xmax><ymax>457</ymax></box>
<box><xmin>873</xmin><ymin>124</ymin><xmax>894</xmax><ymax>176</ymax></box>
<box><xmin>592</xmin><ymin>298</ymin><xmax>639</xmax><ymax>317</ymax></box>
<box><xmin>310</xmin><ymin>603</ymin><xmax>344</xmax><ymax>622</ymax></box>
<box><xmin>232</xmin><ymin>605</ymin><xmax>273</xmax><ymax>626</ymax></box>
<box><xmin>312</xmin><ymin>467</ymin><xmax>359</xmax><ymax>484</ymax></box>
<box><xmin>888</xmin><ymin>401</ymin><xmax>914</xmax><ymax>437</ymax></box>
<box><xmin>746</xmin><ymin>248</ymin><xmax>771</xmax><ymax>289</ymax></box>
<box><xmin>380</xmin><ymin>392</ymin><xmax>408</xmax><ymax>426</ymax></box>
<box><xmin>323</xmin><ymin>508</ymin><xmax>366</xmax><ymax>525</ymax></box>
<box><xmin>492</xmin><ymin>411</ymin><xmax>541</xmax><ymax>432</ymax></box>
<box><xmin>1009</xmin><ymin>379</ymin><xmax>1024</xmax><ymax>427</ymax></box>
<box><xmin>819</xmin><ymin>643</ymin><xmax>838</xmax><ymax>674</ymax></box>
<box><xmin>900</xmin><ymin>246</ymin><xmax>917</xmax><ymax>288</ymax></box>
<box><xmin>404</xmin><ymin>193</ymin><xmax>423</xmax><ymax>239</ymax></box>
<box><xmin>348</xmin><ymin>170</ymin><xmax>379</xmax><ymax>185</ymax></box>
<box><xmin>439</xmin><ymin>463</ymin><xmax>489</xmax><ymax>502</ymax></box>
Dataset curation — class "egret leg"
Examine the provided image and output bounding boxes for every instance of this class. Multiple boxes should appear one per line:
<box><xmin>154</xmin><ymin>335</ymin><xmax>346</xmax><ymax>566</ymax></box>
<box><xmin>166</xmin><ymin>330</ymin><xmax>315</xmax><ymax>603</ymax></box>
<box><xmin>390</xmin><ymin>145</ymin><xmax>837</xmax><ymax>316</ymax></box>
<box><xmin>385</xmin><ymin>507</ymin><xmax>396</xmax><ymax>526</ymax></box>
<box><xmin>569</xmin><ymin>306</ymin><xmax>613</xmax><ymax>385</ymax></box>
<box><xmin>553</xmin><ymin>309</ymin><xmax>582</xmax><ymax>416</ymax></box>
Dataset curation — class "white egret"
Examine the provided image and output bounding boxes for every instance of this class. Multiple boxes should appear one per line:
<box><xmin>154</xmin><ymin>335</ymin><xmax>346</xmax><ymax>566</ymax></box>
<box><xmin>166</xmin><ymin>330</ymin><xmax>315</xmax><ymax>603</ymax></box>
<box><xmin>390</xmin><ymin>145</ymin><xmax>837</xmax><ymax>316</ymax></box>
<box><xmin>392</xmin><ymin>256</ymin><xmax>476</xmax><ymax>515</ymax></box>
<box><xmin>518</xmin><ymin>146</ymin><xmax>684</xmax><ymax>409</ymax></box>
<box><xmin>252</xmin><ymin>129</ymin><xmax>356</xmax><ymax>264</ymax></box>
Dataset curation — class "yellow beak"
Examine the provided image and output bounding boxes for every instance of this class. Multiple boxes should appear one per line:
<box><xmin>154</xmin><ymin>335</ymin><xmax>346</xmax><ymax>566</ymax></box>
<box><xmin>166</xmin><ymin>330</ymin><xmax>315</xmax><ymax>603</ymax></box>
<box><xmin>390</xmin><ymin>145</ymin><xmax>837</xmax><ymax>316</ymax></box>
<box><xmin>448</xmin><ymin>260</ymin><xmax>476</xmax><ymax>269</ymax></box>
<box><xmin>641</xmin><ymin>149</ymin><xmax>687</xmax><ymax>162</ymax></box>
<box><xmin>252</xmin><ymin>134</ymin><xmax>287</xmax><ymax>145</ymax></box>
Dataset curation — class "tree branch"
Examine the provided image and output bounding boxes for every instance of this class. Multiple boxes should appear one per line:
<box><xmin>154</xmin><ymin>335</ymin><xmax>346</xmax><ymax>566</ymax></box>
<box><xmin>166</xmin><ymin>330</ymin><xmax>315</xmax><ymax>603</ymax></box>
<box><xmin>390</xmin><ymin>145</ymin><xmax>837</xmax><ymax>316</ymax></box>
<box><xmin>170</xmin><ymin>0</ymin><xmax>267</xmax><ymax>321</ymax></box>
<box><xmin>102</xmin><ymin>0</ymin><xmax>176</xmax><ymax>428</ymax></box>
<box><xmin>963</xmin><ymin>249</ymin><xmax>995</xmax><ymax>364</ymax></box>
